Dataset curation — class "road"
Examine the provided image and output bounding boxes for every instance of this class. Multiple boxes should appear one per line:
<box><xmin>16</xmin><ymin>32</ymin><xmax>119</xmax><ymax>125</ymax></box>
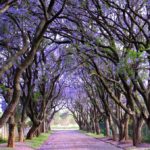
<box><xmin>37</xmin><ymin>130</ymin><xmax>123</xmax><ymax>150</ymax></box>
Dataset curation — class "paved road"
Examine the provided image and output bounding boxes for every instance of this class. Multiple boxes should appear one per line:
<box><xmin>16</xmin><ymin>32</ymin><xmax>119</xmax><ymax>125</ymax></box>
<box><xmin>37</xmin><ymin>130</ymin><xmax>123</xmax><ymax>150</ymax></box>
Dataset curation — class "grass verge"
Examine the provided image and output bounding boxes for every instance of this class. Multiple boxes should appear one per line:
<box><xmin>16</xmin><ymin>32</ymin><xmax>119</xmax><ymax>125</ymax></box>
<box><xmin>80</xmin><ymin>130</ymin><xmax>104</xmax><ymax>138</ymax></box>
<box><xmin>51</xmin><ymin>126</ymin><xmax>79</xmax><ymax>130</ymax></box>
<box><xmin>0</xmin><ymin>137</ymin><xmax>7</xmax><ymax>144</ymax></box>
<box><xmin>26</xmin><ymin>131</ymin><xmax>51</xmax><ymax>149</ymax></box>
<box><xmin>143</xmin><ymin>135</ymin><xmax>150</xmax><ymax>143</ymax></box>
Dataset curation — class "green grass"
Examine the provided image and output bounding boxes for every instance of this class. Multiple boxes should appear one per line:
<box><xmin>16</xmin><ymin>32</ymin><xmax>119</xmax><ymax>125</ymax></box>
<box><xmin>51</xmin><ymin>125</ymin><xmax>79</xmax><ymax>130</ymax></box>
<box><xmin>80</xmin><ymin>130</ymin><xmax>104</xmax><ymax>138</ymax></box>
<box><xmin>26</xmin><ymin>131</ymin><xmax>51</xmax><ymax>149</ymax></box>
<box><xmin>0</xmin><ymin>137</ymin><xmax>14</xmax><ymax>150</ymax></box>
<box><xmin>0</xmin><ymin>137</ymin><xmax>7</xmax><ymax>144</ymax></box>
<box><xmin>143</xmin><ymin>135</ymin><xmax>150</xmax><ymax>143</ymax></box>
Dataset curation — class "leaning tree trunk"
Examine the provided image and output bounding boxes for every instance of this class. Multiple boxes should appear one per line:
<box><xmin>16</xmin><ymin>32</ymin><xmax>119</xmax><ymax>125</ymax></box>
<box><xmin>26</xmin><ymin>124</ymin><xmax>39</xmax><ymax>139</ymax></box>
<box><xmin>119</xmin><ymin>114</ymin><xmax>129</xmax><ymax>141</ymax></box>
<box><xmin>7</xmin><ymin>116</ymin><xmax>16</xmax><ymax>148</ymax></box>
<box><xmin>35</xmin><ymin>126</ymin><xmax>41</xmax><ymax>137</ymax></box>
<box><xmin>132</xmin><ymin>116</ymin><xmax>144</xmax><ymax>146</ymax></box>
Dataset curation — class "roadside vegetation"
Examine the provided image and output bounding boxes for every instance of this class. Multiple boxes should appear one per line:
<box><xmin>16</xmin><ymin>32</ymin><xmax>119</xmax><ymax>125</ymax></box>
<box><xmin>80</xmin><ymin>130</ymin><xmax>104</xmax><ymax>139</ymax></box>
<box><xmin>0</xmin><ymin>137</ymin><xmax>7</xmax><ymax>144</ymax></box>
<box><xmin>26</xmin><ymin>131</ymin><xmax>51</xmax><ymax>149</ymax></box>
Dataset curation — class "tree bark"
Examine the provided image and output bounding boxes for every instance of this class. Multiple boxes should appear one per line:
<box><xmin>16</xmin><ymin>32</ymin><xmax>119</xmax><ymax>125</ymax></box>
<box><xmin>106</xmin><ymin>118</ymin><xmax>110</xmax><ymax>136</ymax></box>
<box><xmin>18</xmin><ymin>122</ymin><xmax>24</xmax><ymax>142</ymax></box>
<box><xmin>91</xmin><ymin>119</ymin><xmax>96</xmax><ymax>133</ymax></box>
<box><xmin>124</xmin><ymin>116</ymin><xmax>129</xmax><ymax>140</ymax></box>
<box><xmin>119</xmin><ymin>123</ymin><xmax>124</xmax><ymax>141</ymax></box>
<box><xmin>41</xmin><ymin>121</ymin><xmax>46</xmax><ymax>133</ymax></box>
<box><xmin>26</xmin><ymin>125</ymin><xmax>39</xmax><ymax>139</ymax></box>
<box><xmin>7</xmin><ymin>116</ymin><xmax>16</xmax><ymax>148</ymax></box>
<box><xmin>109</xmin><ymin>115</ymin><xmax>117</xmax><ymax>141</ymax></box>
<box><xmin>48</xmin><ymin>124</ymin><xmax>51</xmax><ymax>131</ymax></box>
<box><xmin>132</xmin><ymin>116</ymin><xmax>144</xmax><ymax>146</ymax></box>
<box><xmin>95</xmin><ymin>118</ymin><xmax>100</xmax><ymax>135</ymax></box>
<box><xmin>35</xmin><ymin>127</ymin><xmax>41</xmax><ymax>137</ymax></box>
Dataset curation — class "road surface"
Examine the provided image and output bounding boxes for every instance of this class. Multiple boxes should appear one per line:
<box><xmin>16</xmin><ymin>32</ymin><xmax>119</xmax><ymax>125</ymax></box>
<box><xmin>37</xmin><ymin>130</ymin><xmax>123</xmax><ymax>150</ymax></box>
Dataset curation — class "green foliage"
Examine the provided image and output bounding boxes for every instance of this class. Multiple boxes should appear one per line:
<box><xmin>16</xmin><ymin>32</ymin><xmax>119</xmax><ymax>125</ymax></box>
<box><xmin>73</xmin><ymin>43</ymin><xmax>79</xmax><ymax>49</ymax></box>
<box><xmin>26</xmin><ymin>131</ymin><xmax>51</xmax><ymax>149</ymax></box>
<box><xmin>143</xmin><ymin>135</ymin><xmax>150</xmax><ymax>143</ymax></box>
<box><xmin>139</xmin><ymin>45</ymin><xmax>146</xmax><ymax>51</ymax></box>
<box><xmin>99</xmin><ymin>121</ymin><xmax>107</xmax><ymax>136</ymax></box>
<box><xmin>142</xmin><ymin>124</ymin><xmax>150</xmax><ymax>143</ymax></box>
<box><xmin>51</xmin><ymin>126</ymin><xmax>79</xmax><ymax>130</ymax></box>
<box><xmin>81</xmin><ymin>1</ymin><xmax>86</xmax><ymax>8</ymax></box>
<box><xmin>33</xmin><ymin>92</ymin><xmax>41</xmax><ymax>102</ymax></box>
<box><xmin>110</xmin><ymin>40</ymin><xmax>116</xmax><ymax>49</ymax></box>
<box><xmin>127</xmin><ymin>50</ymin><xmax>143</xmax><ymax>60</ymax></box>
<box><xmin>0</xmin><ymin>84</ymin><xmax>9</xmax><ymax>92</ymax></box>
<box><xmin>95</xmin><ymin>38</ymin><xmax>102</xmax><ymax>45</ymax></box>
<box><xmin>117</xmin><ymin>49</ymin><xmax>143</xmax><ymax>77</ymax></box>
<box><xmin>51</xmin><ymin>110</ymin><xmax>78</xmax><ymax>128</ymax></box>
<box><xmin>0</xmin><ymin>137</ymin><xmax>7</xmax><ymax>144</ymax></box>
<box><xmin>104</xmin><ymin>1</ymin><xmax>111</xmax><ymax>8</ymax></box>
<box><xmin>89</xmin><ymin>19</ymin><xmax>93</xmax><ymax>27</ymax></box>
<box><xmin>90</xmin><ymin>70</ymin><xmax>98</xmax><ymax>76</ymax></box>
<box><xmin>85</xmin><ymin>42</ymin><xmax>91</xmax><ymax>48</ymax></box>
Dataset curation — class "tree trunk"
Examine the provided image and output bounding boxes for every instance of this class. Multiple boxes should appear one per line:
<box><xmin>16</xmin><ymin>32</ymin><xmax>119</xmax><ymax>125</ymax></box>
<box><xmin>118</xmin><ymin>114</ymin><xmax>129</xmax><ymax>141</ymax></box>
<box><xmin>45</xmin><ymin>121</ymin><xmax>48</xmax><ymax>132</ymax></box>
<box><xmin>36</xmin><ymin>127</ymin><xmax>41</xmax><ymax>137</ymax></box>
<box><xmin>119</xmin><ymin>123</ymin><xmax>124</xmax><ymax>141</ymax></box>
<box><xmin>124</xmin><ymin>116</ymin><xmax>129</xmax><ymax>140</ymax></box>
<box><xmin>95</xmin><ymin>118</ymin><xmax>100</xmax><ymax>135</ymax></box>
<box><xmin>106</xmin><ymin>118</ymin><xmax>110</xmax><ymax>136</ymax></box>
<box><xmin>91</xmin><ymin>119</ymin><xmax>96</xmax><ymax>133</ymax></box>
<box><xmin>48</xmin><ymin>124</ymin><xmax>51</xmax><ymax>131</ymax></box>
<box><xmin>79</xmin><ymin>124</ymin><xmax>82</xmax><ymax>130</ymax></box>
<box><xmin>26</xmin><ymin>125</ymin><xmax>39</xmax><ymax>139</ymax></box>
<box><xmin>7</xmin><ymin>116</ymin><xmax>16</xmax><ymax>148</ymax></box>
<box><xmin>109</xmin><ymin>115</ymin><xmax>117</xmax><ymax>141</ymax></box>
<box><xmin>132</xmin><ymin>116</ymin><xmax>144</xmax><ymax>146</ymax></box>
<box><xmin>41</xmin><ymin>121</ymin><xmax>46</xmax><ymax>133</ymax></box>
<box><xmin>18</xmin><ymin>122</ymin><xmax>24</xmax><ymax>142</ymax></box>
<box><xmin>46</xmin><ymin>119</ymin><xmax>52</xmax><ymax>132</ymax></box>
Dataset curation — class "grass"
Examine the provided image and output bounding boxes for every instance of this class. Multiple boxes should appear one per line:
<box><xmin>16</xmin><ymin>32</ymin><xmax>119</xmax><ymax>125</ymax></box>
<box><xmin>51</xmin><ymin>125</ymin><xmax>79</xmax><ymax>130</ymax></box>
<box><xmin>0</xmin><ymin>138</ymin><xmax>14</xmax><ymax>150</ymax></box>
<box><xmin>80</xmin><ymin>130</ymin><xmax>104</xmax><ymax>138</ymax></box>
<box><xmin>0</xmin><ymin>137</ymin><xmax>7</xmax><ymax>144</ymax></box>
<box><xmin>26</xmin><ymin>131</ymin><xmax>51</xmax><ymax>149</ymax></box>
<box><xmin>143</xmin><ymin>135</ymin><xmax>150</xmax><ymax>143</ymax></box>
